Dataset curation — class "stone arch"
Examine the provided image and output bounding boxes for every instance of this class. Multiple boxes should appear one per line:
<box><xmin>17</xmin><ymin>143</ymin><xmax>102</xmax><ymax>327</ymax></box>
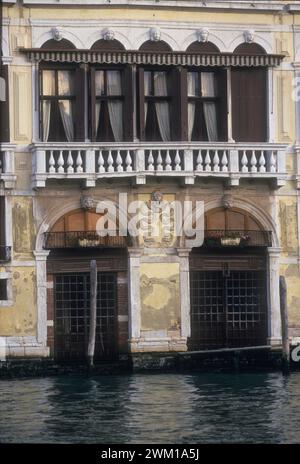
<box><xmin>34</xmin><ymin>30</ymin><xmax>84</xmax><ymax>49</ymax></box>
<box><xmin>135</xmin><ymin>30</ymin><xmax>178</xmax><ymax>51</ymax></box>
<box><xmin>35</xmin><ymin>197</ymin><xmax>137</xmax><ymax>251</ymax></box>
<box><xmin>228</xmin><ymin>34</ymin><xmax>272</xmax><ymax>54</ymax></box>
<box><xmin>183</xmin><ymin>33</ymin><xmax>225</xmax><ymax>53</ymax></box>
<box><xmin>87</xmin><ymin>30</ymin><xmax>130</xmax><ymax>50</ymax></box>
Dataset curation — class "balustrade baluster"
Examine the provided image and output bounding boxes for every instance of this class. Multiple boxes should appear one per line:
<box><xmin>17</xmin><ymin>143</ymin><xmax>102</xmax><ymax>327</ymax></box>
<box><xmin>49</xmin><ymin>150</ymin><xmax>56</xmax><ymax>173</ymax></box>
<box><xmin>259</xmin><ymin>150</ymin><xmax>266</xmax><ymax>173</ymax></box>
<box><xmin>126</xmin><ymin>150</ymin><xmax>132</xmax><ymax>172</ymax></box>
<box><xmin>67</xmin><ymin>151</ymin><xmax>74</xmax><ymax>173</ymax></box>
<box><xmin>58</xmin><ymin>151</ymin><xmax>64</xmax><ymax>173</ymax></box>
<box><xmin>98</xmin><ymin>150</ymin><xmax>105</xmax><ymax>173</ymax></box>
<box><xmin>76</xmin><ymin>151</ymin><xmax>83</xmax><ymax>173</ymax></box>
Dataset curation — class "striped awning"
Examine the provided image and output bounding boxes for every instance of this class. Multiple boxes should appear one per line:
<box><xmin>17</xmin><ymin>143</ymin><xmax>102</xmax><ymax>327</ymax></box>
<box><xmin>20</xmin><ymin>48</ymin><xmax>284</xmax><ymax>67</ymax></box>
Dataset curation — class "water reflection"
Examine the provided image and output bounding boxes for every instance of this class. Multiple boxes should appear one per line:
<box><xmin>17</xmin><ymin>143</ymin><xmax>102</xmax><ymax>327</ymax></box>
<box><xmin>0</xmin><ymin>372</ymin><xmax>300</xmax><ymax>443</ymax></box>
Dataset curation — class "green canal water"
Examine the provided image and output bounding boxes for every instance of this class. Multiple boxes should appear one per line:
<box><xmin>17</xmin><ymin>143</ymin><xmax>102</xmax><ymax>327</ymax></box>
<box><xmin>0</xmin><ymin>372</ymin><xmax>300</xmax><ymax>444</ymax></box>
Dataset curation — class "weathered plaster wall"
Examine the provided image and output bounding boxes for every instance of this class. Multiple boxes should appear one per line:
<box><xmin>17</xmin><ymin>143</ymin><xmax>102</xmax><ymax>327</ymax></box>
<box><xmin>0</xmin><ymin>266</ymin><xmax>37</xmax><ymax>336</ymax></box>
<box><xmin>140</xmin><ymin>262</ymin><xmax>180</xmax><ymax>333</ymax></box>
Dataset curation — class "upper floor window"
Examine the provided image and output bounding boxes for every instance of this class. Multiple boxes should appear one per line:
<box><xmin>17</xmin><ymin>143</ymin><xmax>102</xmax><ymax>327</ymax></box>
<box><xmin>41</xmin><ymin>68</ymin><xmax>75</xmax><ymax>142</ymax></box>
<box><xmin>144</xmin><ymin>70</ymin><xmax>171</xmax><ymax>142</ymax></box>
<box><xmin>188</xmin><ymin>71</ymin><xmax>219</xmax><ymax>142</ymax></box>
<box><xmin>36</xmin><ymin>39</ymin><xmax>269</xmax><ymax>144</ymax></box>
<box><xmin>93</xmin><ymin>69</ymin><xmax>124</xmax><ymax>142</ymax></box>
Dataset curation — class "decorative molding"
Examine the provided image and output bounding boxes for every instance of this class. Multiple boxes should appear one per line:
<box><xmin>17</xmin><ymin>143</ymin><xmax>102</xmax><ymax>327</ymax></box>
<box><xmin>12</xmin><ymin>70</ymin><xmax>32</xmax><ymax>142</ymax></box>
<box><xmin>197</xmin><ymin>28</ymin><xmax>209</xmax><ymax>43</ymax></box>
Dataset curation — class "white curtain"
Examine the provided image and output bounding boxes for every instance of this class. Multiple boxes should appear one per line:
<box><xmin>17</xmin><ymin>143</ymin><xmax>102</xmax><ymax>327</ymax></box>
<box><xmin>201</xmin><ymin>72</ymin><xmax>218</xmax><ymax>141</ymax></box>
<box><xmin>107</xmin><ymin>71</ymin><xmax>123</xmax><ymax>141</ymax></box>
<box><xmin>154</xmin><ymin>72</ymin><xmax>171</xmax><ymax>142</ymax></box>
<box><xmin>95</xmin><ymin>72</ymin><xmax>104</xmax><ymax>136</ymax></box>
<box><xmin>58</xmin><ymin>70</ymin><xmax>74</xmax><ymax>96</ymax></box>
<box><xmin>144</xmin><ymin>71</ymin><xmax>151</xmax><ymax>126</ymax></box>
<box><xmin>95</xmin><ymin>71</ymin><xmax>105</xmax><ymax>96</ymax></box>
<box><xmin>42</xmin><ymin>70</ymin><xmax>55</xmax><ymax>142</ymax></box>
<box><xmin>188</xmin><ymin>103</ymin><xmax>196</xmax><ymax>142</ymax></box>
<box><xmin>95</xmin><ymin>101</ymin><xmax>101</xmax><ymax>136</ymax></box>
<box><xmin>58</xmin><ymin>100</ymin><xmax>74</xmax><ymax>142</ymax></box>
<box><xmin>57</xmin><ymin>71</ymin><xmax>74</xmax><ymax>141</ymax></box>
<box><xmin>187</xmin><ymin>73</ymin><xmax>197</xmax><ymax>141</ymax></box>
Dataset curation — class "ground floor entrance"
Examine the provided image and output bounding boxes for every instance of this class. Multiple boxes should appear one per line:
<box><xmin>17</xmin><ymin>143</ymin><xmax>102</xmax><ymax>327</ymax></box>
<box><xmin>189</xmin><ymin>269</ymin><xmax>267</xmax><ymax>350</ymax></box>
<box><xmin>54</xmin><ymin>272</ymin><xmax>117</xmax><ymax>361</ymax></box>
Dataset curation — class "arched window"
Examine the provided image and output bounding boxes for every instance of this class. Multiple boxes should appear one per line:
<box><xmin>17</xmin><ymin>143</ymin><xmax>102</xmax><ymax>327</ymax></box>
<box><xmin>139</xmin><ymin>40</ymin><xmax>172</xmax><ymax>52</ymax></box>
<box><xmin>90</xmin><ymin>39</ymin><xmax>125</xmax><ymax>51</ymax></box>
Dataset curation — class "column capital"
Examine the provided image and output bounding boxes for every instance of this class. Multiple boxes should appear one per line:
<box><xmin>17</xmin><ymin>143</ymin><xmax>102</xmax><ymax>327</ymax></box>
<box><xmin>177</xmin><ymin>247</ymin><xmax>192</xmax><ymax>258</ymax></box>
<box><xmin>34</xmin><ymin>250</ymin><xmax>50</xmax><ymax>261</ymax></box>
<box><xmin>128</xmin><ymin>247</ymin><xmax>143</xmax><ymax>258</ymax></box>
<box><xmin>267</xmin><ymin>246</ymin><xmax>281</xmax><ymax>257</ymax></box>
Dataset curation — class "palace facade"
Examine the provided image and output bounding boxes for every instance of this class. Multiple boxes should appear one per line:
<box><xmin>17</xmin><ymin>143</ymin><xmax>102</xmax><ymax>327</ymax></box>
<box><xmin>1</xmin><ymin>0</ymin><xmax>300</xmax><ymax>363</ymax></box>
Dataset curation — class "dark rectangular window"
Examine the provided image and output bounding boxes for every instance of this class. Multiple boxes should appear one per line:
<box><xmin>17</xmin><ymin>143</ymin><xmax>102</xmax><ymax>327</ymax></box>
<box><xmin>138</xmin><ymin>69</ymin><xmax>172</xmax><ymax>142</ymax></box>
<box><xmin>187</xmin><ymin>70</ymin><xmax>228</xmax><ymax>142</ymax></box>
<box><xmin>91</xmin><ymin>69</ymin><xmax>124</xmax><ymax>142</ymax></box>
<box><xmin>40</xmin><ymin>67</ymin><xmax>76</xmax><ymax>142</ymax></box>
<box><xmin>0</xmin><ymin>279</ymin><xmax>7</xmax><ymax>301</ymax></box>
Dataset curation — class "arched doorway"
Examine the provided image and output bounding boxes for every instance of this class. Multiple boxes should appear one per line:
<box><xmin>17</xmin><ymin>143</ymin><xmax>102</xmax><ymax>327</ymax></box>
<box><xmin>189</xmin><ymin>207</ymin><xmax>271</xmax><ymax>350</ymax></box>
<box><xmin>45</xmin><ymin>208</ymin><xmax>129</xmax><ymax>362</ymax></box>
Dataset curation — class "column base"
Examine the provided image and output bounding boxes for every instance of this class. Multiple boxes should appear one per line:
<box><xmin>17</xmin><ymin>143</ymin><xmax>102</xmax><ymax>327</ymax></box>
<box><xmin>129</xmin><ymin>336</ymin><xmax>188</xmax><ymax>353</ymax></box>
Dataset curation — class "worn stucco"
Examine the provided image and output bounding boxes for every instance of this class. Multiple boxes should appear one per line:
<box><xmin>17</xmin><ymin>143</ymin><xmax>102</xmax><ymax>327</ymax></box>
<box><xmin>0</xmin><ymin>267</ymin><xmax>37</xmax><ymax>336</ymax></box>
<box><xmin>140</xmin><ymin>263</ymin><xmax>180</xmax><ymax>332</ymax></box>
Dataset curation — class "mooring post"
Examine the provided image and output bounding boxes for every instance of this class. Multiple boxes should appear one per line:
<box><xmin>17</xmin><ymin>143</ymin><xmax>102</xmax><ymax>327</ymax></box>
<box><xmin>87</xmin><ymin>259</ymin><xmax>97</xmax><ymax>370</ymax></box>
<box><xmin>279</xmin><ymin>275</ymin><xmax>290</xmax><ymax>375</ymax></box>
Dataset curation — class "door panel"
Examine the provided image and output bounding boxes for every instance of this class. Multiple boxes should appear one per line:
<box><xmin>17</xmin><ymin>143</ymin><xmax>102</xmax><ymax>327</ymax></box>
<box><xmin>189</xmin><ymin>270</ymin><xmax>267</xmax><ymax>350</ymax></box>
<box><xmin>54</xmin><ymin>272</ymin><xmax>117</xmax><ymax>361</ymax></box>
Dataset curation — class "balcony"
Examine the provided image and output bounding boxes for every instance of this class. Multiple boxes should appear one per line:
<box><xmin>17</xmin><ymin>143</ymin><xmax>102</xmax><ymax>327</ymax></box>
<box><xmin>44</xmin><ymin>231</ymin><xmax>129</xmax><ymax>249</ymax></box>
<box><xmin>204</xmin><ymin>230</ymin><xmax>272</xmax><ymax>248</ymax></box>
<box><xmin>0</xmin><ymin>145</ymin><xmax>16</xmax><ymax>189</ymax></box>
<box><xmin>31</xmin><ymin>142</ymin><xmax>287</xmax><ymax>189</ymax></box>
<box><xmin>0</xmin><ymin>246</ymin><xmax>11</xmax><ymax>263</ymax></box>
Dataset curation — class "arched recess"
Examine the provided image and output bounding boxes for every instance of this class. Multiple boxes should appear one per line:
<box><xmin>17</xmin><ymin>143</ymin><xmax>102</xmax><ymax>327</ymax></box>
<box><xmin>186</xmin><ymin>41</ymin><xmax>220</xmax><ymax>53</ymax></box>
<box><xmin>90</xmin><ymin>39</ymin><xmax>125</xmax><ymax>51</ymax></box>
<box><xmin>188</xmin><ymin>202</ymin><xmax>275</xmax><ymax>351</ymax></box>
<box><xmin>41</xmin><ymin>38</ymin><xmax>77</xmax><ymax>49</ymax></box>
<box><xmin>205</xmin><ymin>207</ymin><xmax>263</xmax><ymax>231</ymax></box>
<box><xmin>233</xmin><ymin>42</ymin><xmax>267</xmax><ymax>55</ymax></box>
<box><xmin>46</xmin><ymin>208</ymin><xmax>129</xmax><ymax>249</ymax></box>
<box><xmin>202</xmin><ymin>197</ymin><xmax>279</xmax><ymax>247</ymax></box>
<box><xmin>44</xmin><ymin>207</ymin><xmax>130</xmax><ymax>362</ymax></box>
<box><xmin>139</xmin><ymin>40</ymin><xmax>172</xmax><ymax>52</ymax></box>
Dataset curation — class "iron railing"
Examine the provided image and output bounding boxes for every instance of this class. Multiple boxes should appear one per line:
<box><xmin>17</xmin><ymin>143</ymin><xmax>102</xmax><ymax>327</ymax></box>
<box><xmin>0</xmin><ymin>246</ymin><xmax>11</xmax><ymax>262</ymax></box>
<box><xmin>204</xmin><ymin>230</ymin><xmax>272</xmax><ymax>247</ymax></box>
<box><xmin>44</xmin><ymin>231</ymin><xmax>129</xmax><ymax>249</ymax></box>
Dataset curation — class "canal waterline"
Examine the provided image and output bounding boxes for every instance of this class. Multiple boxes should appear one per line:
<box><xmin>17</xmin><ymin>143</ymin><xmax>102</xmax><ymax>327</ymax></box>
<box><xmin>0</xmin><ymin>372</ymin><xmax>300</xmax><ymax>444</ymax></box>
